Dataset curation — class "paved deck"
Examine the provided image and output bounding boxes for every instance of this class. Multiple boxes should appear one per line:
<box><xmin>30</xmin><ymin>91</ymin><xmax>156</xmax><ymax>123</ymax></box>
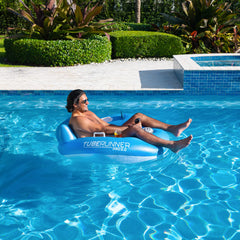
<box><xmin>0</xmin><ymin>59</ymin><xmax>182</xmax><ymax>90</ymax></box>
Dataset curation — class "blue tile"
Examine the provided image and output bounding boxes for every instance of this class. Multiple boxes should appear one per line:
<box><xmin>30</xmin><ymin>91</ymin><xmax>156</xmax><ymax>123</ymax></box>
<box><xmin>174</xmin><ymin>55</ymin><xmax>240</xmax><ymax>95</ymax></box>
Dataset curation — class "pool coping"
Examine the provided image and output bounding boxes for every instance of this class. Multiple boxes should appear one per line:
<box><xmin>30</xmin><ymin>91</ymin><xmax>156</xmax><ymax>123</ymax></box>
<box><xmin>174</xmin><ymin>53</ymin><xmax>240</xmax><ymax>71</ymax></box>
<box><xmin>0</xmin><ymin>90</ymin><xmax>187</xmax><ymax>96</ymax></box>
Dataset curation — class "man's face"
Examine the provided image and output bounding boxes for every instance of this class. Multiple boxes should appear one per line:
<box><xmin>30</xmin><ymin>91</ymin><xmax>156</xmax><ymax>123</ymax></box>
<box><xmin>75</xmin><ymin>93</ymin><xmax>89</xmax><ymax>112</ymax></box>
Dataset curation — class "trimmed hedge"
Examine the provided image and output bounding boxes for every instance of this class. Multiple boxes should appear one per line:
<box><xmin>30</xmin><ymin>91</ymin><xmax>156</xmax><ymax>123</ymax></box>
<box><xmin>4</xmin><ymin>35</ymin><xmax>111</xmax><ymax>66</ymax></box>
<box><xmin>103</xmin><ymin>22</ymin><xmax>154</xmax><ymax>32</ymax></box>
<box><xmin>125</xmin><ymin>23</ymin><xmax>153</xmax><ymax>31</ymax></box>
<box><xmin>110</xmin><ymin>31</ymin><xmax>185</xmax><ymax>58</ymax></box>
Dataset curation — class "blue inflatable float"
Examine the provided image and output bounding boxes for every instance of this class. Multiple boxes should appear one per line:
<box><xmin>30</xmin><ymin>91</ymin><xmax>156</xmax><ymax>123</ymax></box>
<box><xmin>56</xmin><ymin>114</ymin><xmax>169</xmax><ymax>163</ymax></box>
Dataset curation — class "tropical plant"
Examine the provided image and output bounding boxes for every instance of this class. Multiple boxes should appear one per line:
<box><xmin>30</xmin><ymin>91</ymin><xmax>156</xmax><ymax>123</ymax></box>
<box><xmin>7</xmin><ymin>0</ymin><xmax>113</xmax><ymax>40</ymax></box>
<box><xmin>7</xmin><ymin>0</ymin><xmax>69</xmax><ymax>39</ymax></box>
<box><xmin>162</xmin><ymin>0</ymin><xmax>240</xmax><ymax>53</ymax></box>
<box><xmin>63</xmin><ymin>0</ymin><xmax>113</xmax><ymax>39</ymax></box>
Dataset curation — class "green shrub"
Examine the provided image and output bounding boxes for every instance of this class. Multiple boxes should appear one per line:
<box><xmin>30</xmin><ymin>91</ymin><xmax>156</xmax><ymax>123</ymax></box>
<box><xmin>110</xmin><ymin>31</ymin><xmax>185</xmax><ymax>58</ymax></box>
<box><xmin>103</xmin><ymin>22</ymin><xmax>153</xmax><ymax>32</ymax></box>
<box><xmin>125</xmin><ymin>23</ymin><xmax>153</xmax><ymax>31</ymax></box>
<box><xmin>4</xmin><ymin>35</ymin><xmax>111</xmax><ymax>66</ymax></box>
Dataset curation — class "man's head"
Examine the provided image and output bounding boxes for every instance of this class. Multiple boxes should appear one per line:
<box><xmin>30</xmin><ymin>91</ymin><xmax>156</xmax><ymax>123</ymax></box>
<box><xmin>66</xmin><ymin>89</ymin><xmax>88</xmax><ymax>112</ymax></box>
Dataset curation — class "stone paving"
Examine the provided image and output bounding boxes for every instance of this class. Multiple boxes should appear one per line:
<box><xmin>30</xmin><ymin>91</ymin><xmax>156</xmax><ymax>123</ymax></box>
<box><xmin>0</xmin><ymin>59</ymin><xmax>182</xmax><ymax>90</ymax></box>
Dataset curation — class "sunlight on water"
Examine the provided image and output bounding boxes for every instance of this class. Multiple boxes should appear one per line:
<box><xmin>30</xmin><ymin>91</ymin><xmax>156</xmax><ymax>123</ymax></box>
<box><xmin>0</xmin><ymin>93</ymin><xmax>239</xmax><ymax>239</ymax></box>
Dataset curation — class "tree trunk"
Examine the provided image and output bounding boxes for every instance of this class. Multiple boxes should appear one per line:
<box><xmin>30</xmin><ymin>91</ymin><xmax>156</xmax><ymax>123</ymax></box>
<box><xmin>135</xmin><ymin>0</ymin><xmax>141</xmax><ymax>23</ymax></box>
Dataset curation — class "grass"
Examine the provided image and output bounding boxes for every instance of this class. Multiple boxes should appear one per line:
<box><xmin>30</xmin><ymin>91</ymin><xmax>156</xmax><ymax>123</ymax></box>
<box><xmin>0</xmin><ymin>35</ymin><xmax>7</xmax><ymax>66</ymax></box>
<box><xmin>0</xmin><ymin>35</ymin><xmax>26</xmax><ymax>67</ymax></box>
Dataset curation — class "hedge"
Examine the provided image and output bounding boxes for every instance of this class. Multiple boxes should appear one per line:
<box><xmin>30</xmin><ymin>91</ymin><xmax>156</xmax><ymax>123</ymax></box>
<box><xmin>125</xmin><ymin>23</ymin><xmax>153</xmax><ymax>31</ymax></box>
<box><xmin>103</xmin><ymin>22</ymin><xmax>154</xmax><ymax>32</ymax></box>
<box><xmin>110</xmin><ymin>31</ymin><xmax>185</xmax><ymax>58</ymax></box>
<box><xmin>4</xmin><ymin>35</ymin><xmax>111</xmax><ymax>66</ymax></box>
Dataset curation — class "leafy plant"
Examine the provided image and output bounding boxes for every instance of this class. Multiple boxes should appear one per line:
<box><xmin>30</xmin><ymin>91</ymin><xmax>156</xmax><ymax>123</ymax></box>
<box><xmin>162</xmin><ymin>0</ymin><xmax>240</xmax><ymax>53</ymax></box>
<box><xmin>7</xmin><ymin>0</ymin><xmax>113</xmax><ymax>40</ymax></box>
<box><xmin>7</xmin><ymin>0</ymin><xmax>69</xmax><ymax>39</ymax></box>
<box><xmin>63</xmin><ymin>0</ymin><xmax>113</xmax><ymax>39</ymax></box>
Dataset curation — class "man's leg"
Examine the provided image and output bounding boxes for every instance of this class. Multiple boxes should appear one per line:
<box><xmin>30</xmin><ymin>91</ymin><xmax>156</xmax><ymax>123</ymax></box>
<box><xmin>123</xmin><ymin>113</ymin><xmax>192</xmax><ymax>137</ymax></box>
<box><xmin>122</xmin><ymin>124</ymin><xmax>193</xmax><ymax>153</ymax></box>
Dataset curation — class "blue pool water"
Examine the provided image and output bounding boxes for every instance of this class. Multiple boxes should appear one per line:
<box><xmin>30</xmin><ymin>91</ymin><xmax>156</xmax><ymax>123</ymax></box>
<box><xmin>191</xmin><ymin>56</ymin><xmax>240</xmax><ymax>67</ymax></box>
<box><xmin>0</xmin><ymin>92</ymin><xmax>240</xmax><ymax>240</ymax></box>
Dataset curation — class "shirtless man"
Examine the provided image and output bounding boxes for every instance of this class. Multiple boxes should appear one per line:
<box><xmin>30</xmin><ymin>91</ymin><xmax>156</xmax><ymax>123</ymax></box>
<box><xmin>66</xmin><ymin>89</ymin><xmax>193</xmax><ymax>153</ymax></box>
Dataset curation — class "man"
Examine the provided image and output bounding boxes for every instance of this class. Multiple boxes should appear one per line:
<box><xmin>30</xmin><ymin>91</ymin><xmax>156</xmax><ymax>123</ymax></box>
<box><xmin>66</xmin><ymin>89</ymin><xmax>193</xmax><ymax>153</ymax></box>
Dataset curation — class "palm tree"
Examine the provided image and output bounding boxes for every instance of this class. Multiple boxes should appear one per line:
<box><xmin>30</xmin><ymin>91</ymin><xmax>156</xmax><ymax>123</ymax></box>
<box><xmin>135</xmin><ymin>0</ymin><xmax>141</xmax><ymax>23</ymax></box>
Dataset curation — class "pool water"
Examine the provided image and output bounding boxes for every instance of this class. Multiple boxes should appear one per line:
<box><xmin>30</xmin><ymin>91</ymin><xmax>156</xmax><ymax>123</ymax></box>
<box><xmin>0</xmin><ymin>92</ymin><xmax>240</xmax><ymax>240</ymax></box>
<box><xmin>196</xmin><ymin>60</ymin><xmax>240</xmax><ymax>67</ymax></box>
<box><xmin>191</xmin><ymin>56</ymin><xmax>240</xmax><ymax>67</ymax></box>
<box><xmin>195</xmin><ymin>60</ymin><xmax>240</xmax><ymax>67</ymax></box>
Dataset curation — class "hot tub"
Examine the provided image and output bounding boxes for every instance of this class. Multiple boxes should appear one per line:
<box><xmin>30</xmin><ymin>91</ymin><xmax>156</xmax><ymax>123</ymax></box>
<box><xmin>174</xmin><ymin>54</ymin><xmax>240</xmax><ymax>95</ymax></box>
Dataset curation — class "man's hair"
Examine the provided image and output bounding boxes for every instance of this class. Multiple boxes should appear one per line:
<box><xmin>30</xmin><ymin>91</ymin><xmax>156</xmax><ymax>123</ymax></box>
<box><xmin>66</xmin><ymin>89</ymin><xmax>86</xmax><ymax>112</ymax></box>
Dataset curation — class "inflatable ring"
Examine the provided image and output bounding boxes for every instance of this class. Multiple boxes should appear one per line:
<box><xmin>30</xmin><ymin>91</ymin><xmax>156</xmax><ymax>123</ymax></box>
<box><xmin>56</xmin><ymin>114</ymin><xmax>169</xmax><ymax>163</ymax></box>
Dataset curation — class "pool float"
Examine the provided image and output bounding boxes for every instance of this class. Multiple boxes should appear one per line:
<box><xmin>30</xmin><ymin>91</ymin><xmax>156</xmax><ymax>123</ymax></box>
<box><xmin>56</xmin><ymin>114</ymin><xmax>169</xmax><ymax>163</ymax></box>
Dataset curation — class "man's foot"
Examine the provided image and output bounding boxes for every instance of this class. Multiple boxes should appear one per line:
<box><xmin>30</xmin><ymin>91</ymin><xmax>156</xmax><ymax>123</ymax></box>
<box><xmin>169</xmin><ymin>135</ymin><xmax>193</xmax><ymax>153</ymax></box>
<box><xmin>169</xmin><ymin>118</ymin><xmax>192</xmax><ymax>137</ymax></box>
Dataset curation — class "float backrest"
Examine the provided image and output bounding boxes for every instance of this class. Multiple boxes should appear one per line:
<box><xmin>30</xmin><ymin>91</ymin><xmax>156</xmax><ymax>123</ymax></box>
<box><xmin>56</xmin><ymin>123</ymin><xmax>77</xmax><ymax>143</ymax></box>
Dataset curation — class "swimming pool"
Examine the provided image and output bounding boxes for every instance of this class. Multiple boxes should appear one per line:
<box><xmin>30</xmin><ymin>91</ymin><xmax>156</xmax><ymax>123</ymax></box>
<box><xmin>191</xmin><ymin>55</ymin><xmax>240</xmax><ymax>67</ymax></box>
<box><xmin>0</xmin><ymin>92</ymin><xmax>240</xmax><ymax>240</ymax></box>
<box><xmin>174</xmin><ymin>54</ymin><xmax>240</xmax><ymax>95</ymax></box>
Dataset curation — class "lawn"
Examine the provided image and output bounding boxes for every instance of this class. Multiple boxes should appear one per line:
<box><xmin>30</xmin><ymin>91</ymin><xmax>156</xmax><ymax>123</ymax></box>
<box><xmin>0</xmin><ymin>35</ymin><xmax>7</xmax><ymax>66</ymax></box>
<box><xmin>0</xmin><ymin>35</ymin><xmax>26</xmax><ymax>67</ymax></box>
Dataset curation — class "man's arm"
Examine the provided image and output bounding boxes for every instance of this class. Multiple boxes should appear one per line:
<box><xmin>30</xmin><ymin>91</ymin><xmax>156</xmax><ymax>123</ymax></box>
<box><xmin>89</xmin><ymin>112</ymin><xmax>129</xmax><ymax>135</ymax></box>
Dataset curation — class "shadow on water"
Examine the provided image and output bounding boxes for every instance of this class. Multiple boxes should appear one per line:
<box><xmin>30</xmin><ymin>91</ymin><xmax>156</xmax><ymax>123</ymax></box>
<box><xmin>0</xmin><ymin>123</ymin><xmax>9</xmax><ymax>160</ymax></box>
<box><xmin>0</xmin><ymin>152</ymin><xmax>94</xmax><ymax>203</ymax></box>
<box><xmin>0</xmin><ymin>149</ymin><xmax>176</xmax><ymax>203</ymax></box>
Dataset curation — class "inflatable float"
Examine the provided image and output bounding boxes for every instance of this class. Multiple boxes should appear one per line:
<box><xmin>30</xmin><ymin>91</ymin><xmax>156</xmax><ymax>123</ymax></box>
<box><xmin>56</xmin><ymin>114</ymin><xmax>169</xmax><ymax>163</ymax></box>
